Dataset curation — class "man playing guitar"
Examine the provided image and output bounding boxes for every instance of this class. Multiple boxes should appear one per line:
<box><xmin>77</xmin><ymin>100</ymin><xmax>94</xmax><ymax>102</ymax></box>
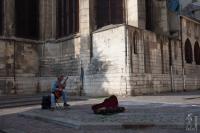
<box><xmin>50</xmin><ymin>75</ymin><xmax>70</xmax><ymax>110</ymax></box>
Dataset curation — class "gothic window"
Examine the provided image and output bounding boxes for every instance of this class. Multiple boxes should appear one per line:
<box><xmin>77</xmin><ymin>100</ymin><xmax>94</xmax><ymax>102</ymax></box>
<box><xmin>160</xmin><ymin>42</ymin><xmax>164</xmax><ymax>74</ymax></box>
<box><xmin>15</xmin><ymin>0</ymin><xmax>39</xmax><ymax>39</ymax></box>
<box><xmin>194</xmin><ymin>24</ymin><xmax>199</xmax><ymax>39</ymax></box>
<box><xmin>95</xmin><ymin>0</ymin><xmax>124</xmax><ymax>29</ymax></box>
<box><xmin>56</xmin><ymin>0</ymin><xmax>79</xmax><ymax>38</ymax></box>
<box><xmin>133</xmin><ymin>32</ymin><xmax>139</xmax><ymax>54</ymax></box>
<box><xmin>144</xmin><ymin>41</ymin><xmax>151</xmax><ymax>73</ymax></box>
<box><xmin>174</xmin><ymin>42</ymin><xmax>178</xmax><ymax>60</ymax></box>
<box><xmin>129</xmin><ymin>32</ymin><xmax>133</xmax><ymax>73</ymax></box>
<box><xmin>145</xmin><ymin>0</ymin><xmax>153</xmax><ymax>31</ymax></box>
<box><xmin>186</xmin><ymin>21</ymin><xmax>191</xmax><ymax>36</ymax></box>
<box><xmin>194</xmin><ymin>41</ymin><xmax>200</xmax><ymax>65</ymax></box>
<box><xmin>185</xmin><ymin>39</ymin><xmax>193</xmax><ymax>64</ymax></box>
<box><xmin>129</xmin><ymin>31</ymin><xmax>139</xmax><ymax>73</ymax></box>
<box><xmin>0</xmin><ymin>0</ymin><xmax>3</xmax><ymax>35</ymax></box>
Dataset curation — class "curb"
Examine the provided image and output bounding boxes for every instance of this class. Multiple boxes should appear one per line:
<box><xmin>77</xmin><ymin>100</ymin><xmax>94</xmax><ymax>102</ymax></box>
<box><xmin>18</xmin><ymin>112</ymin><xmax>195</xmax><ymax>130</ymax></box>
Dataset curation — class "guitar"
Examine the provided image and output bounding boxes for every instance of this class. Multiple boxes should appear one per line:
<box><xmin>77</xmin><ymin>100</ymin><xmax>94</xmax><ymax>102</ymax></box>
<box><xmin>54</xmin><ymin>76</ymin><xmax>68</xmax><ymax>99</ymax></box>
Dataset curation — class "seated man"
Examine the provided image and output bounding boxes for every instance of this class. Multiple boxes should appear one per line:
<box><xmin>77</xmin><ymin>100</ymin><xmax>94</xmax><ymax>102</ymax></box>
<box><xmin>51</xmin><ymin>75</ymin><xmax>70</xmax><ymax>110</ymax></box>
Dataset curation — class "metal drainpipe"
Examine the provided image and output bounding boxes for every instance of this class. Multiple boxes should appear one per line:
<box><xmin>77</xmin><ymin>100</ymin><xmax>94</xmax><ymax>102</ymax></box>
<box><xmin>180</xmin><ymin>16</ymin><xmax>186</xmax><ymax>91</ymax></box>
<box><xmin>13</xmin><ymin>41</ymin><xmax>16</xmax><ymax>94</ymax></box>
<box><xmin>124</xmin><ymin>0</ymin><xmax>128</xmax><ymax>96</ymax></box>
<box><xmin>124</xmin><ymin>26</ymin><xmax>128</xmax><ymax>96</ymax></box>
<box><xmin>52</xmin><ymin>0</ymin><xmax>54</xmax><ymax>38</ymax></box>
<box><xmin>171</xmin><ymin>65</ymin><xmax>175</xmax><ymax>92</ymax></box>
<box><xmin>169</xmin><ymin>39</ymin><xmax>175</xmax><ymax>92</ymax></box>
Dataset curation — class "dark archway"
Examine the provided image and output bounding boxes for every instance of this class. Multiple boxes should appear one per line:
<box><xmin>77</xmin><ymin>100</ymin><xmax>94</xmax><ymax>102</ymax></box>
<box><xmin>15</xmin><ymin>0</ymin><xmax>39</xmax><ymax>39</ymax></box>
<box><xmin>0</xmin><ymin>0</ymin><xmax>3</xmax><ymax>35</ymax></box>
<box><xmin>129</xmin><ymin>31</ymin><xmax>139</xmax><ymax>73</ymax></box>
<box><xmin>95</xmin><ymin>0</ymin><xmax>124</xmax><ymax>29</ymax></box>
<box><xmin>185</xmin><ymin>39</ymin><xmax>193</xmax><ymax>64</ymax></box>
<box><xmin>145</xmin><ymin>0</ymin><xmax>154</xmax><ymax>31</ymax></box>
<box><xmin>133</xmin><ymin>31</ymin><xmax>139</xmax><ymax>54</ymax></box>
<box><xmin>56</xmin><ymin>0</ymin><xmax>79</xmax><ymax>38</ymax></box>
<box><xmin>194</xmin><ymin>41</ymin><xmax>200</xmax><ymax>65</ymax></box>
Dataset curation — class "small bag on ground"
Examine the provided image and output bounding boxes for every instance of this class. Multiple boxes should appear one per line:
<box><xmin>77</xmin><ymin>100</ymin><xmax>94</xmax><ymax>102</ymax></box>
<box><xmin>41</xmin><ymin>95</ymin><xmax>51</xmax><ymax>109</ymax></box>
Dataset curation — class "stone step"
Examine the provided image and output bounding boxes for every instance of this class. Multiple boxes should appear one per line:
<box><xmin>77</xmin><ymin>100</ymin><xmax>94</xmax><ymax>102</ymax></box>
<box><xmin>0</xmin><ymin>95</ymin><xmax>43</xmax><ymax>109</ymax></box>
<box><xmin>0</xmin><ymin>93</ymin><xmax>47</xmax><ymax>101</ymax></box>
<box><xmin>0</xmin><ymin>100</ymin><xmax>41</xmax><ymax>109</ymax></box>
<box><xmin>0</xmin><ymin>97</ymin><xmax>41</xmax><ymax>105</ymax></box>
<box><xmin>0</xmin><ymin>93</ymin><xmax>88</xmax><ymax>109</ymax></box>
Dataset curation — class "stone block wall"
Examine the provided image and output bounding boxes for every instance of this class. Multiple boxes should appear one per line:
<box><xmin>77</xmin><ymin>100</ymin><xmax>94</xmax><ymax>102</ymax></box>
<box><xmin>84</xmin><ymin>25</ymin><xmax>127</xmax><ymax>96</ymax></box>
<box><xmin>126</xmin><ymin>26</ymin><xmax>172</xmax><ymax>95</ymax></box>
<box><xmin>0</xmin><ymin>40</ymin><xmax>14</xmax><ymax>77</ymax></box>
<box><xmin>0</xmin><ymin>37</ymin><xmax>82</xmax><ymax>96</ymax></box>
<box><xmin>39</xmin><ymin>36</ymin><xmax>81</xmax><ymax>95</ymax></box>
<box><xmin>0</xmin><ymin>39</ymin><xmax>41</xmax><ymax>95</ymax></box>
<box><xmin>126</xmin><ymin>17</ymin><xmax>200</xmax><ymax>95</ymax></box>
<box><xmin>0</xmin><ymin>40</ymin><xmax>15</xmax><ymax>94</ymax></box>
<box><xmin>181</xmin><ymin>16</ymin><xmax>200</xmax><ymax>91</ymax></box>
<box><xmin>84</xmin><ymin>23</ymin><xmax>200</xmax><ymax>97</ymax></box>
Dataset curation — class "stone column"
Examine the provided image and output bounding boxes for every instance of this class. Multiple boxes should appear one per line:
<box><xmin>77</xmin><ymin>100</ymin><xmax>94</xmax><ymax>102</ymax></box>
<box><xmin>39</xmin><ymin>0</ymin><xmax>56</xmax><ymax>40</ymax></box>
<box><xmin>79</xmin><ymin>0</ymin><xmax>91</xmax><ymax>67</ymax></box>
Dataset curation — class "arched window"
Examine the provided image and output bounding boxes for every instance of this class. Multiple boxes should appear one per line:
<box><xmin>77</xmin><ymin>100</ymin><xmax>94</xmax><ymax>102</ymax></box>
<box><xmin>145</xmin><ymin>0</ymin><xmax>153</xmax><ymax>31</ymax></box>
<box><xmin>174</xmin><ymin>41</ymin><xmax>178</xmax><ymax>60</ymax></box>
<box><xmin>95</xmin><ymin>0</ymin><xmax>124</xmax><ymax>29</ymax></box>
<box><xmin>133</xmin><ymin>31</ymin><xmax>139</xmax><ymax>54</ymax></box>
<box><xmin>129</xmin><ymin>31</ymin><xmax>139</xmax><ymax>73</ymax></box>
<box><xmin>160</xmin><ymin>42</ymin><xmax>164</xmax><ymax>74</ymax></box>
<box><xmin>56</xmin><ymin>0</ymin><xmax>79</xmax><ymax>38</ymax></box>
<box><xmin>194</xmin><ymin>41</ymin><xmax>200</xmax><ymax>65</ymax></box>
<box><xmin>15</xmin><ymin>0</ymin><xmax>39</xmax><ymax>39</ymax></box>
<box><xmin>185</xmin><ymin>39</ymin><xmax>193</xmax><ymax>64</ymax></box>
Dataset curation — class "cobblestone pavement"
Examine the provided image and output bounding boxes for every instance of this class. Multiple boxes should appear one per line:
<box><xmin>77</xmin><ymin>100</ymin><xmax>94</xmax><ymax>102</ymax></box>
<box><xmin>0</xmin><ymin>91</ymin><xmax>200</xmax><ymax>133</ymax></box>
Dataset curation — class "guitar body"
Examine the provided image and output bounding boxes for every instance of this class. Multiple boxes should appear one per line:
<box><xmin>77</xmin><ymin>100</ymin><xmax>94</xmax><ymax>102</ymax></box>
<box><xmin>54</xmin><ymin>76</ymin><xmax>68</xmax><ymax>99</ymax></box>
<box><xmin>54</xmin><ymin>90</ymin><xmax>62</xmax><ymax>99</ymax></box>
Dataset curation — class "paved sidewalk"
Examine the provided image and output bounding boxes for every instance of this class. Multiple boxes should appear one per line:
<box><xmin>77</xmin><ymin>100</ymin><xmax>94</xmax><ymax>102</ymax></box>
<box><xmin>1</xmin><ymin>91</ymin><xmax>200</xmax><ymax>133</ymax></box>
<box><xmin>122</xmin><ymin>90</ymin><xmax>200</xmax><ymax>105</ymax></box>
<box><xmin>18</xmin><ymin>99</ymin><xmax>200</xmax><ymax>130</ymax></box>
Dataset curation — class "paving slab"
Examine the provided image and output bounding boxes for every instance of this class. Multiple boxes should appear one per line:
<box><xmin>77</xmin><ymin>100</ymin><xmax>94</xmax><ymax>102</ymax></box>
<box><xmin>0</xmin><ymin>128</ymin><xmax>26</xmax><ymax>133</ymax></box>
<box><xmin>18</xmin><ymin>100</ymin><xmax>200</xmax><ymax>130</ymax></box>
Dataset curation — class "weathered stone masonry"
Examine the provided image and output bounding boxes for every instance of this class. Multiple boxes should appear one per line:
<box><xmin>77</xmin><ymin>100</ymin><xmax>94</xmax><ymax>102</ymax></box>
<box><xmin>0</xmin><ymin>0</ymin><xmax>200</xmax><ymax>96</ymax></box>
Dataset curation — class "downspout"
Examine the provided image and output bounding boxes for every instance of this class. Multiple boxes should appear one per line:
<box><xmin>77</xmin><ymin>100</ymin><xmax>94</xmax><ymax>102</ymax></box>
<box><xmin>10</xmin><ymin>0</ymin><xmax>17</xmax><ymax>94</ymax></box>
<box><xmin>124</xmin><ymin>0</ymin><xmax>128</xmax><ymax>66</ymax></box>
<box><xmin>180</xmin><ymin>16</ymin><xmax>185</xmax><ymax>91</ymax></box>
<box><xmin>52</xmin><ymin>0</ymin><xmax>54</xmax><ymax>38</ymax></box>
<box><xmin>124</xmin><ymin>0</ymin><xmax>128</xmax><ymax>95</ymax></box>
<box><xmin>166</xmin><ymin>1</ymin><xmax>174</xmax><ymax>92</ymax></box>
<box><xmin>169</xmin><ymin>39</ymin><xmax>175</xmax><ymax>92</ymax></box>
<box><xmin>13</xmin><ymin>41</ymin><xmax>16</xmax><ymax>94</ymax></box>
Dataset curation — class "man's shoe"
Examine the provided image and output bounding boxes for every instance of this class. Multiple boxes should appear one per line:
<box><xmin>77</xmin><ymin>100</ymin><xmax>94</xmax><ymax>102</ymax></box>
<box><xmin>64</xmin><ymin>103</ymin><xmax>70</xmax><ymax>107</ymax></box>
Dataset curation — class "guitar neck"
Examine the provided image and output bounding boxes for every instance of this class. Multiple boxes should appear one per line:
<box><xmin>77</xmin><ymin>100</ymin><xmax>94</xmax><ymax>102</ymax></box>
<box><xmin>61</xmin><ymin>76</ymin><xmax>68</xmax><ymax>84</ymax></box>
